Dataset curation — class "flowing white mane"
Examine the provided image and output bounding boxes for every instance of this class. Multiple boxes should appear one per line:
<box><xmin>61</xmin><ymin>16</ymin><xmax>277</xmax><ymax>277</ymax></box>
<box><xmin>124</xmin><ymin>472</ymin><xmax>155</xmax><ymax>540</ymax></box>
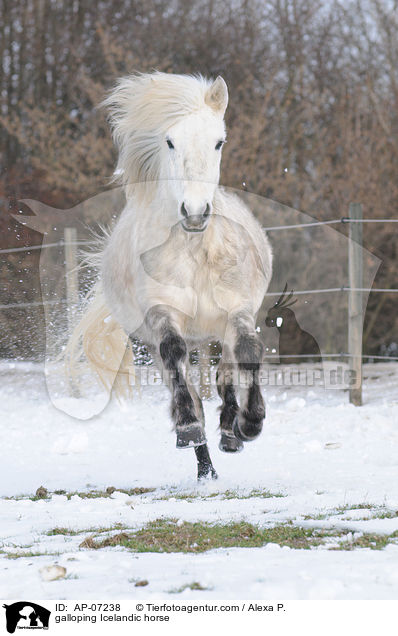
<box><xmin>102</xmin><ymin>72</ymin><xmax>214</xmax><ymax>186</ymax></box>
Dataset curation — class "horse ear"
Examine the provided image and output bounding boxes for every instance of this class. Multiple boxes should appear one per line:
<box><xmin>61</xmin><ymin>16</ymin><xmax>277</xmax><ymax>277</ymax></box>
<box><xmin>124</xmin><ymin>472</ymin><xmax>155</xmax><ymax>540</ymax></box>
<box><xmin>205</xmin><ymin>76</ymin><xmax>228</xmax><ymax>114</ymax></box>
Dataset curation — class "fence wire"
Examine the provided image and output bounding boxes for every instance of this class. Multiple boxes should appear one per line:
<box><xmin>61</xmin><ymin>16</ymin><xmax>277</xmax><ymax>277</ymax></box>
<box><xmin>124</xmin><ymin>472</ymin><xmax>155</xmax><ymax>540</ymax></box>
<box><xmin>262</xmin><ymin>217</ymin><xmax>398</xmax><ymax>231</ymax></box>
<box><xmin>0</xmin><ymin>240</ymin><xmax>92</xmax><ymax>255</ymax></box>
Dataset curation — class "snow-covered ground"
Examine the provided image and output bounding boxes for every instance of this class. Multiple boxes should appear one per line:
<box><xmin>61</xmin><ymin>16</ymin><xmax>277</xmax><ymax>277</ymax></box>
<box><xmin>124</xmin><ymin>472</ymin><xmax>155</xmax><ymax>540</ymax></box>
<box><xmin>1</xmin><ymin>361</ymin><xmax>398</xmax><ymax>599</ymax></box>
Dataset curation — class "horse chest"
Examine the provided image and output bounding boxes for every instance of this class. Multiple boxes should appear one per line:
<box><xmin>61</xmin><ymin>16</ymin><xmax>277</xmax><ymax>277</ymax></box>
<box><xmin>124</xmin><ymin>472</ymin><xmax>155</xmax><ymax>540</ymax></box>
<box><xmin>187</xmin><ymin>257</ymin><xmax>228</xmax><ymax>335</ymax></box>
<box><xmin>139</xmin><ymin>233</ymin><xmax>238</xmax><ymax>336</ymax></box>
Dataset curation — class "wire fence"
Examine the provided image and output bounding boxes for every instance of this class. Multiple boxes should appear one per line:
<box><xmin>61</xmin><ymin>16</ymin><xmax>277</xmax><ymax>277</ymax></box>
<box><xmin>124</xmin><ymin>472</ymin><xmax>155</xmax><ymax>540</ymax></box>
<box><xmin>2</xmin><ymin>216</ymin><xmax>397</xmax><ymax>254</ymax></box>
<box><xmin>1</xmin><ymin>215</ymin><xmax>397</xmax><ymax>363</ymax></box>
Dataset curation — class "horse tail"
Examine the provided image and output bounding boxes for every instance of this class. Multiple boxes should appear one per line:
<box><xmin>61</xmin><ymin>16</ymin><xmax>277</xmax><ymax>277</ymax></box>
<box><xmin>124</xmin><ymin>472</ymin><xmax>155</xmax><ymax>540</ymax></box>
<box><xmin>64</xmin><ymin>281</ymin><xmax>134</xmax><ymax>400</ymax></box>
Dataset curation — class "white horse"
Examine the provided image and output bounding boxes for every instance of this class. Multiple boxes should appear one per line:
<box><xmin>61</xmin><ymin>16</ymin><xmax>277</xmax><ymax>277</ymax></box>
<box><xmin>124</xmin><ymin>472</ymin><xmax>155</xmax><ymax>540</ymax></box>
<box><xmin>68</xmin><ymin>72</ymin><xmax>272</xmax><ymax>480</ymax></box>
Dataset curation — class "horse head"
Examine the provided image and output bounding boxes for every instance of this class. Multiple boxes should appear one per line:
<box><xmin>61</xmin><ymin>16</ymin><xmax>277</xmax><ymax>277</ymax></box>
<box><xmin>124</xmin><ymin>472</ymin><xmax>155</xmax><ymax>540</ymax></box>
<box><xmin>103</xmin><ymin>72</ymin><xmax>228</xmax><ymax>233</ymax></box>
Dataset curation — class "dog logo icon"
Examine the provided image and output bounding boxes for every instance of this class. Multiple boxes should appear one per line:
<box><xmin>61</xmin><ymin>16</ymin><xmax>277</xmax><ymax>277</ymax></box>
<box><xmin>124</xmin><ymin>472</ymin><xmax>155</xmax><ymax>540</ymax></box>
<box><xmin>3</xmin><ymin>602</ymin><xmax>50</xmax><ymax>633</ymax></box>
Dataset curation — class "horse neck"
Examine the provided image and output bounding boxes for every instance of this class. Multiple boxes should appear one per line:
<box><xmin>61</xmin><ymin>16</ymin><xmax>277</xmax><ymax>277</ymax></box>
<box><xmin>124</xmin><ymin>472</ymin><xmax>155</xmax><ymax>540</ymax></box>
<box><xmin>122</xmin><ymin>183</ymin><xmax>182</xmax><ymax>257</ymax></box>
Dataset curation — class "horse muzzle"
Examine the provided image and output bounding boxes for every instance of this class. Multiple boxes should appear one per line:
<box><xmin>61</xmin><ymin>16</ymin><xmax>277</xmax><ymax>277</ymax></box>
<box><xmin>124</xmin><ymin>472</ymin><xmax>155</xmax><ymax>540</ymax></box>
<box><xmin>182</xmin><ymin>220</ymin><xmax>209</xmax><ymax>233</ymax></box>
<box><xmin>180</xmin><ymin>202</ymin><xmax>211</xmax><ymax>232</ymax></box>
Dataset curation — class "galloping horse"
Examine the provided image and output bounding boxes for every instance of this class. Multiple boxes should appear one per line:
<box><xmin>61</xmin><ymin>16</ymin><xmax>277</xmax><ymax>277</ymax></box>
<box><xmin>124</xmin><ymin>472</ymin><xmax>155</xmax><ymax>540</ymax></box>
<box><xmin>68</xmin><ymin>72</ymin><xmax>272</xmax><ymax>480</ymax></box>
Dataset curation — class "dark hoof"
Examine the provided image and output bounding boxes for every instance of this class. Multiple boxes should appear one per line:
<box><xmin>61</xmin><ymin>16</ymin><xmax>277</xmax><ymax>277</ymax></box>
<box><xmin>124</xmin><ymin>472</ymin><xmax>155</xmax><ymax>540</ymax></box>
<box><xmin>233</xmin><ymin>414</ymin><xmax>263</xmax><ymax>442</ymax></box>
<box><xmin>176</xmin><ymin>422</ymin><xmax>207</xmax><ymax>449</ymax></box>
<box><xmin>198</xmin><ymin>465</ymin><xmax>218</xmax><ymax>481</ymax></box>
<box><xmin>218</xmin><ymin>431</ymin><xmax>244</xmax><ymax>453</ymax></box>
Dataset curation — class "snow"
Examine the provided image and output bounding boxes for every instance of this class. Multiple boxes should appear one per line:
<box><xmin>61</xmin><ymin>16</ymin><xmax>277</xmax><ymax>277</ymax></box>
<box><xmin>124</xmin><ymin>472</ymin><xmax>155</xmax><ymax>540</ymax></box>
<box><xmin>1</xmin><ymin>361</ymin><xmax>398</xmax><ymax>599</ymax></box>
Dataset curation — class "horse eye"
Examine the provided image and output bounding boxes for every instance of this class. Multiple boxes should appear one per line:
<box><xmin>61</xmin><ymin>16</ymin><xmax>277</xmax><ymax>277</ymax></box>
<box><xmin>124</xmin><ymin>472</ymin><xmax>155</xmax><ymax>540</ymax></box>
<box><xmin>166</xmin><ymin>139</ymin><xmax>175</xmax><ymax>149</ymax></box>
<box><xmin>215</xmin><ymin>140</ymin><xmax>224</xmax><ymax>150</ymax></box>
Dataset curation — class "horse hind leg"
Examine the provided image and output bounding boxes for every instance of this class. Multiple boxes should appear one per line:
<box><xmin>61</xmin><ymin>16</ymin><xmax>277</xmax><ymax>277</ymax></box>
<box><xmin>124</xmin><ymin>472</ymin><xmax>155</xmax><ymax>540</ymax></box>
<box><xmin>188</xmin><ymin>380</ymin><xmax>217</xmax><ymax>480</ymax></box>
<box><xmin>195</xmin><ymin>444</ymin><xmax>217</xmax><ymax>480</ymax></box>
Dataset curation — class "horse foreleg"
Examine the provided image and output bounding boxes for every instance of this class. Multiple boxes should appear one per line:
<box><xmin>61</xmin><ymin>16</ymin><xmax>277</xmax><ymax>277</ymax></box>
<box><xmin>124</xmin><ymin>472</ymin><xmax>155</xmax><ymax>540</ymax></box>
<box><xmin>216</xmin><ymin>358</ymin><xmax>243</xmax><ymax>453</ymax></box>
<box><xmin>227</xmin><ymin>314</ymin><xmax>265</xmax><ymax>442</ymax></box>
<box><xmin>146</xmin><ymin>307</ymin><xmax>216</xmax><ymax>479</ymax></box>
<box><xmin>159</xmin><ymin>332</ymin><xmax>205</xmax><ymax>447</ymax></box>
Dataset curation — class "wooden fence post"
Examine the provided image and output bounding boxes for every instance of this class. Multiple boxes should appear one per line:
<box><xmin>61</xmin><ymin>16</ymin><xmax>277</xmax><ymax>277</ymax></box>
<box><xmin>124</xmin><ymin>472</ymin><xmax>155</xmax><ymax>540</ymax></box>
<box><xmin>348</xmin><ymin>203</ymin><xmax>363</xmax><ymax>406</ymax></box>
<box><xmin>64</xmin><ymin>227</ymin><xmax>79</xmax><ymax>333</ymax></box>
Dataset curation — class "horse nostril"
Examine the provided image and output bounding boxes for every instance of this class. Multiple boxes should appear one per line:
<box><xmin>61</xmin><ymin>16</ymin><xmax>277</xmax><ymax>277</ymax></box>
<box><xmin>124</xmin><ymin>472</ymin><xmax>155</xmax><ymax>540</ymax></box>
<box><xmin>203</xmin><ymin>203</ymin><xmax>210</xmax><ymax>218</ymax></box>
<box><xmin>180</xmin><ymin>203</ymin><xmax>188</xmax><ymax>218</ymax></box>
